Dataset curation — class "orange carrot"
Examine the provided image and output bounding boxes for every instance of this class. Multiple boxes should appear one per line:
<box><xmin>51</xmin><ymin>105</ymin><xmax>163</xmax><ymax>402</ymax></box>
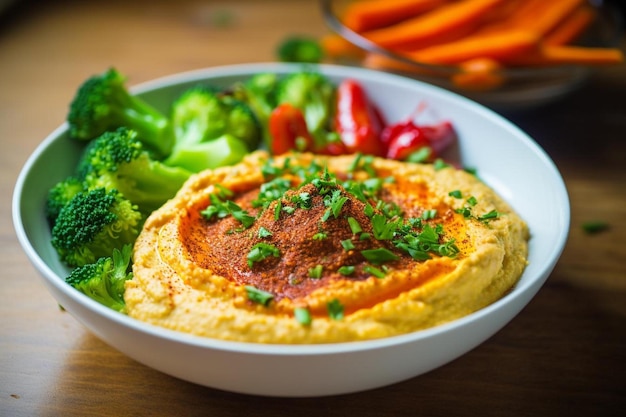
<box><xmin>405</xmin><ymin>30</ymin><xmax>540</xmax><ymax>65</ymax></box>
<box><xmin>523</xmin><ymin>0</ymin><xmax>585</xmax><ymax>36</ymax></box>
<box><xmin>452</xmin><ymin>58</ymin><xmax>506</xmax><ymax>91</ymax></box>
<box><xmin>320</xmin><ymin>34</ymin><xmax>365</xmax><ymax>59</ymax></box>
<box><xmin>472</xmin><ymin>0</ymin><xmax>545</xmax><ymax>35</ymax></box>
<box><xmin>342</xmin><ymin>0</ymin><xmax>448</xmax><ymax>32</ymax></box>
<box><xmin>544</xmin><ymin>6</ymin><xmax>595</xmax><ymax>46</ymax></box>
<box><xmin>474</xmin><ymin>0</ymin><xmax>583</xmax><ymax>37</ymax></box>
<box><xmin>362</xmin><ymin>0</ymin><xmax>507</xmax><ymax>50</ymax></box>
<box><xmin>505</xmin><ymin>45</ymin><xmax>625</xmax><ymax>66</ymax></box>
<box><xmin>362</xmin><ymin>52</ymin><xmax>435</xmax><ymax>74</ymax></box>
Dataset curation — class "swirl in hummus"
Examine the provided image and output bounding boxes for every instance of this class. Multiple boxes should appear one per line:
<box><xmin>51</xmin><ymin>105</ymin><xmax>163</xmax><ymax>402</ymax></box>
<box><xmin>125</xmin><ymin>151</ymin><xmax>529</xmax><ymax>344</ymax></box>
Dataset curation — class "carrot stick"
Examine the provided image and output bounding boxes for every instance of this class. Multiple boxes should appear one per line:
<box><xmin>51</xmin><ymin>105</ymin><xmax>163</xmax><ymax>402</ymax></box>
<box><xmin>472</xmin><ymin>0</ymin><xmax>545</xmax><ymax>35</ymax></box>
<box><xmin>343</xmin><ymin>0</ymin><xmax>449</xmax><ymax>32</ymax></box>
<box><xmin>505</xmin><ymin>45</ymin><xmax>625</xmax><ymax>66</ymax></box>
<box><xmin>544</xmin><ymin>6</ymin><xmax>595</xmax><ymax>46</ymax></box>
<box><xmin>523</xmin><ymin>0</ymin><xmax>585</xmax><ymax>36</ymax></box>
<box><xmin>405</xmin><ymin>30</ymin><xmax>540</xmax><ymax>65</ymax></box>
<box><xmin>320</xmin><ymin>34</ymin><xmax>365</xmax><ymax>59</ymax></box>
<box><xmin>362</xmin><ymin>0</ymin><xmax>507</xmax><ymax>50</ymax></box>
<box><xmin>452</xmin><ymin>58</ymin><xmax>506</xmax><ymax>91</ymax></box>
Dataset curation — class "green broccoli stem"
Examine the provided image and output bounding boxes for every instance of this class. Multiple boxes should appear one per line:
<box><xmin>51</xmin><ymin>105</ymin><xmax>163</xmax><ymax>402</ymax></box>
<box><xmin>114</xmin><ymin>95</ymin><xmax>174</xmax><ymax>158</ymax></box>
<box><xmin>164</xmin><ymin>134</ymin><xmax>249</xmax><ymax>173</ymax></box>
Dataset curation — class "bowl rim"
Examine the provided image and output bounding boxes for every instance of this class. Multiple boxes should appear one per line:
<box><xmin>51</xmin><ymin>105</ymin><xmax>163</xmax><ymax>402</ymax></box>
<box><xmin>12</xmin><ymin>62</ymin><xmax>570</xmax><ymax>356</ymax></box>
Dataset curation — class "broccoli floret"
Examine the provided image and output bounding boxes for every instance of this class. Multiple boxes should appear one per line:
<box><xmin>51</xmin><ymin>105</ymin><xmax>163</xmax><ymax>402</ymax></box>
<box><xmin>275</xmin><ymin>71</ymin><xmax>336</xmax><ymax>145</ymax></box>
<box><xmin>170</xmin><ymin>87</ymin><xmax>260</xmax><ymax>149</ymax></box>
<box><xmin>77</xmin><ymin>127</ymin><xmax>192</xmax><ymax>214</ymax></box>
<box><xmin>164</xmin><ymin>87</ymin><xmax>259</xmax><ymax>172</ymax></box>
<box><xmin>51</xmin><ymin>187</ymin><xmax>143</xmax><ymax>267</ymax></box>
<box><xmin>170</xmin><ymin>86</ymin><xmax>226</xmax><ymax>147</ymax></box>
<box><xmin>233</xmin><ymin>73</ymin><xmax>279</xmax><ymax>147</ymax></box>
<box><xmin>65</xmin><ymin>244</ymin><xmax>133</xmax><ymax>313</ymax></box>
<box><xmin>67</xmin><ymin>68</ymin><xmax>174</xmax><ymax>157</ymax></box>
<box><xmin>221</xmin><ymin>95</ymin><xmax>261</xmax><ymax>150</ymax></box>
<box><xmin>45</xmin><ymin>176</ymin><xmax>85</xmax><ymax>225</ymax></box>
<box><xmin>164</xmin><ymin>133</ymin><xmax>250</xmax><ymax>173</ymax></box>
<box><xmin>277</xmin><ymin>36</ymin><xmax>324</xmax><ymax>63</ymax></box>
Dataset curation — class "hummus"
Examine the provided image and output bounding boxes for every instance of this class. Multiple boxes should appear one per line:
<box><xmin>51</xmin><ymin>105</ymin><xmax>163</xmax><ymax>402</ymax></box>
<box><xmin>125</xmin><ymin>151</ymin><xmax>529</xmax><ymax>344</ymax></box>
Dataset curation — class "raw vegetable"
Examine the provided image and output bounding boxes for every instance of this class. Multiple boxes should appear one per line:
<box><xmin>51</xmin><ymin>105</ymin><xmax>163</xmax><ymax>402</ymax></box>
<box><xmin>334</xmin><ymin>79</ymin><xmax>386</xmax><ymax>156</ymax></box>
<box><xmin>323</xmin><ymin>0</ymin><xmax>624</xmax><ymax>91</ymax></box>
<box><xmin>405</xmin><ymin>30</ymin><xmax>539</xmax><ymax>64</ymax></box>
<box><xmin>65</xmin><ymin>245</ymin><xmax>134</xmax><ymax>313</ymax></box>
<box><xmin>383</xmin><ymin>118</ymin><xmax>456</xmax><ymax>161</ymax></box>
<box><xmin>268</xmin><ymin>103</ymin><xmax>315</xmax><ymax>154</ymax></box>
<box><xmin>277</xmin><ymin>36</ymin><xmax>324</xmax><ymax>63</ymax></box>
<box><xmin>67</xmin><ymin>68</ymin><xmax>174</xmax><ymax>158</ymax></box>
<box><xmin>275</xmin><ymin>71</ymin><xmax>336</xmax><ymax>147</ymax></box>
<box><xmin>76</xmin><ymin>127</ymin><xmax>193</xmax><ymax>215</ymax></box>
<box><xmin>342</xmin><ymin>0</ymin><xmax>448</xmax><ymax>32</ymax></box>
<box><xmin>51</xmin><ymin>187</ymin><xmax>142</xmax><ymax>268</ymax></box>
<box><xmin>361</xmin><ymin>0</ymin><xmax>506</xmax><ymax>50</ymax></box>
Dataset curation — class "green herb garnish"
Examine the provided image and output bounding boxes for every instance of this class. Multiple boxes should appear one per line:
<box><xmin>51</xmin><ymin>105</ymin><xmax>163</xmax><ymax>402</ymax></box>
<box><xmin>363</xmin><ymin>265</ymin><xmax>386</xmax><ymax>278</ymax></box>
<box><xmin>347</xmin><ymin>217</ymin><xmax>362</xmax><ymax>234</ymax></box>
<box><xmin>327</xmin><ymin>299</ymin><xmax>344</xmax><ymax>320</ymax></box>
<box><xmin>341</xmin><ymin>239</ymin><xmax>355</xmax><ymax>250</ymax></box>
<box><xmin>582</xmin><ymin>221</ymin><xmax>609</xmax><ymax>234</ymax></box>
<box><xmin>337</xmin><ymin>265</ymin><xmax>355</xmax><ymax>276</ymax></box>
<box><xmin>247</xmin><ymin>243</ymin><xmax>280</xmax><ymax>268</ymax></box>
<box><xmin>294</xmin><ymin>307</ymin><xmax>312</xmax><ymax>326</ymax></box>
<box><xmin>360</xmin><ymin>248</ymin><xmax>399</xmax><ymax>264</ymax></box>
<box><xmin>245</xmin><ymin>286</ymin><xmax>274</xmax><ymax>306</ymax></box>
<box><xmin>309</xmin><ymin>264</ymin><xmax>323</xmax><ymax>279</ymax></box>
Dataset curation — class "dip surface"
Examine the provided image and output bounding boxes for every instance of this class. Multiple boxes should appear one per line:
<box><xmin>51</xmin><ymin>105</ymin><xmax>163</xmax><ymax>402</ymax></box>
<box><xmin>125</xmin><ymin>151</ymin><xmax>529</xmax><ymax>344</ymax></box>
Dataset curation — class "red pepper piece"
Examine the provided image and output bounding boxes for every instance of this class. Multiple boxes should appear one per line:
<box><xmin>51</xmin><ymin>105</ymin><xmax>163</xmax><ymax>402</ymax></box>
<box><xmin>268</xmin><ymin>103</ymin><xmax>315</xmax><ymax>155</ymax></box>
<box><xmin>335</xmin><ymin>79</ymin><xmax>386</xmax><ymax>157</ymax></box>
<box><xmin>384</xmin><ymin>120</ymin><xmax>456</xmax><ymax>161</ymax></box>
<box><xmin>421</xmin><ymin>121</ymin><xmax>456</xmax><ymax>155</ymax></box>
<box><xmin>316</xmin><ymin>140</ymin><xmax>348</xmax><ymax>156</ymax></box>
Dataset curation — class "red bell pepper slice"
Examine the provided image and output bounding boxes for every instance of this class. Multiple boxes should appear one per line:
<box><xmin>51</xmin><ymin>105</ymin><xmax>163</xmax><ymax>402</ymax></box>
<box><xmin>268</xmin><ymin>103</ymin><xmax>315</xmax><ymax>155</ymax></box>
<box><xmin>334</xmin><ymin>79</ymin><xmax>386</xmax><ymax>157</ymax></box>
<box><xmin>383</xmin><ymin>120</ymin><xmax>456</xmax><ymax>161</ymax></box>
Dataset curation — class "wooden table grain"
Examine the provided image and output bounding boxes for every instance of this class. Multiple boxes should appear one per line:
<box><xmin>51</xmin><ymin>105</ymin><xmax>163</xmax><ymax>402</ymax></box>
<box><xmin>1</xmin><ymin>1</ymin><xmax>625</xmax><ymax>416</ymax></box>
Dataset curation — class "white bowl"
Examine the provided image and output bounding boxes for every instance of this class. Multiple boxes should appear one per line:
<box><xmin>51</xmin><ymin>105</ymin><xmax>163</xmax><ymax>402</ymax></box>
<box><xmin>12</xmin><ymin>63</ymin><xmax>570</xmax><ymax>397</ymax></box>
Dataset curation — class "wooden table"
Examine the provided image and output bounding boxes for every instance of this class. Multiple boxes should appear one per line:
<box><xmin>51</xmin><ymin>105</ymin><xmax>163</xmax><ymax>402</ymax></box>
<box><xmin>1</xmin><ymin>0</ymin><xmax>625</xmax><ymax>415</ymax></box>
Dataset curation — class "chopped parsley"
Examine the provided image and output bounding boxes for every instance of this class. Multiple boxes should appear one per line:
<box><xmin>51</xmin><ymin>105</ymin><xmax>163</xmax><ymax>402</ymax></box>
<box><xmin>582</xmin><ymin>220</ymin><xmax>609</xmax><ymax>234</ymax></box>
<box><xmin>341</xmin><ymin>239</ymin><xmax>355</xmax><ymax>250</ymax></box>
<box><xmin>202</xmin><ymin>195</ymin><xmax>255</xmax><ymax>228</ymax></box>
<box><xmin>363</xmin><ymin>265</ymin><xmax>386</xmax><ymax>278</ymax></box>
<box><xmin>247</xmin><ymin>243</ymin><xmax>280</xmax><ymax>268</ymax></box>
<box><xmin>448</xmin><ymin>190</ymin><xmax>463</xmax><ymax>199</ymax></box>
<box><xmin>361</xmin><ymin>248</ymin><xmax>400</xmax><ymax>264</ymax></box>
<box><xmin>309</xmin><ymin>264</ymin><xmax>323</xmax><ymax>279</ymax></box>
<box><xmin>322</xmin><ymin>189</ymin><xmax>349</xmax><ymax>221</ymax></box>
<box><xmin>257</xmin><ymin>227</ymin><xmax>273</xmax><ymax>238</ymax></box>
<box><xmin>294</xmin><ymin>307</ymin><xmax>312</xmax><ymax>326</ymax></box>
<box><xmin>245</xmin><ymin>285</ymin><xmax>274</xmax><ymax>306</ymax></box>
<box><xmin>478</xmin><ymin>209</ymin><xmax>500</xmax><ymax>222</ymax></box>
<box><xmin>337</xmin><ymin>265</ymin><xmax>355</xmax><ymax>276</ymax></box>
<box><xmin>312</xmin><ymin>232</ymin><xmax>328</xmax><ymax>240</ymax></box>
<box><xmin>371</xmin><ymin>214</ymin><xmax>399</xmax><ymax>240</ymax></box>
<box><xmin>327</xmin><ymin>299</ymin><xmax>345</xmax><ymax>320</ymax></box>
<box><xmin>347</xmin><ymin>217</ymin><xmax>362</xmax><ymax>234</ymax></box>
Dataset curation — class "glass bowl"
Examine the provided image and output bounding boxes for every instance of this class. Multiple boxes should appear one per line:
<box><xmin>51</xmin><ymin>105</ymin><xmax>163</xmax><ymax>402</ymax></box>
<box><xmin>320</xmin><ymin>0</ymin><xmax>624</xmax><ymax>110</ymax></box>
